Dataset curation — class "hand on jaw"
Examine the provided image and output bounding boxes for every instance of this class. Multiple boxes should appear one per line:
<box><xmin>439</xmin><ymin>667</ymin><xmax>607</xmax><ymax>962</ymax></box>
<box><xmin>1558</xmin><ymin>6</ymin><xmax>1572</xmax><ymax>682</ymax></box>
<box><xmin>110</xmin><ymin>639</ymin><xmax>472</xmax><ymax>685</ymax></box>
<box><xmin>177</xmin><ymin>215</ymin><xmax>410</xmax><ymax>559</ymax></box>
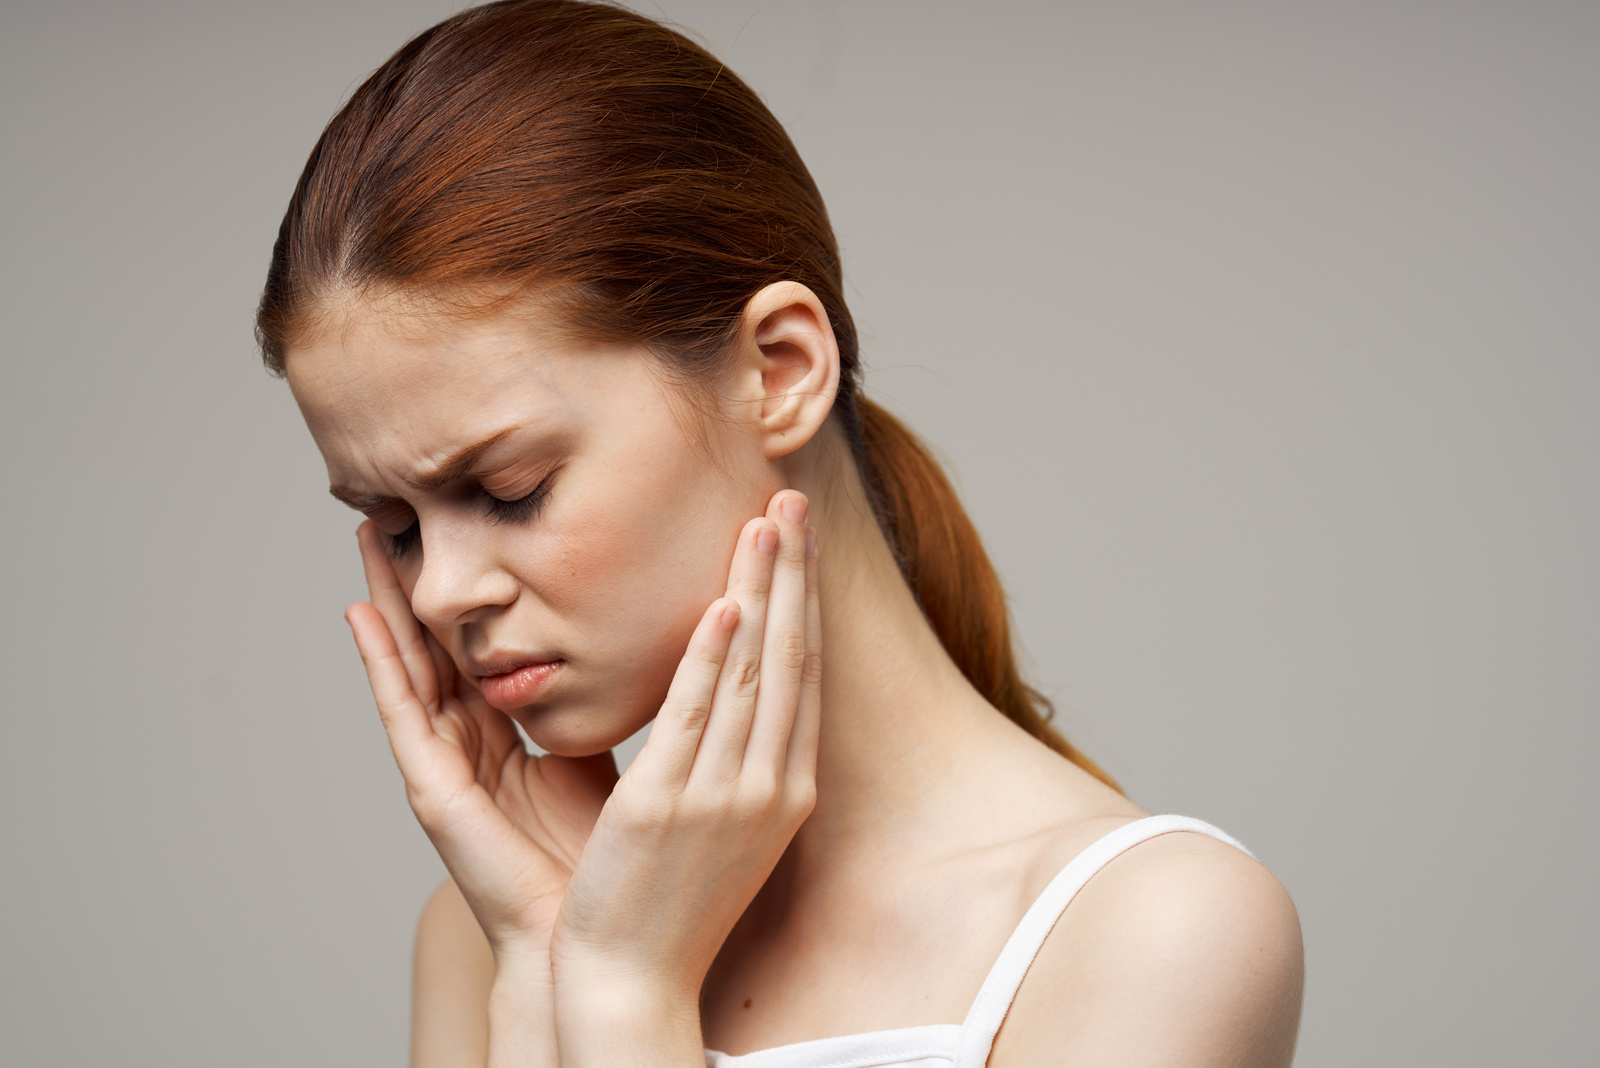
<box><xmin>345</xmin><ymin>489</ymin><xmax>821</xmax><ymax>1068</ymax></box>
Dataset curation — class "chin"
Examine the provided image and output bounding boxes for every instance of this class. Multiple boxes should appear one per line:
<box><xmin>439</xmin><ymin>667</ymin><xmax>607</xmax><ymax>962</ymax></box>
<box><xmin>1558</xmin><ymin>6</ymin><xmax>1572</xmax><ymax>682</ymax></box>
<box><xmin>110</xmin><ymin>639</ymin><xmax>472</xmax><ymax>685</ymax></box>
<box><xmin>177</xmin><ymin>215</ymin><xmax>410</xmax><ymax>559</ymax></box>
<box><xmin>506</xmin><ymin>620</ymin><xmax>692</xmax><ymax>757</ymax></box>
<box><xmin>511</xmin><ymin>696</ymin><xmax>657</xmax><ymax>758</ymax></box>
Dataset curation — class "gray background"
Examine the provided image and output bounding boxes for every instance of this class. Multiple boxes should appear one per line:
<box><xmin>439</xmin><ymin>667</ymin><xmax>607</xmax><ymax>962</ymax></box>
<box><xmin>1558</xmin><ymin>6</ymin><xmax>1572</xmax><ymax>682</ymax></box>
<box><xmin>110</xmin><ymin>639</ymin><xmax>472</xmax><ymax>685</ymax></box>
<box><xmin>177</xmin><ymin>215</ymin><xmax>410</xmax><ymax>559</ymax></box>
<box><xmin>2</xmin><ymin>1</ymin><xmax>1594</xmax><ymax>1064</ymax></box>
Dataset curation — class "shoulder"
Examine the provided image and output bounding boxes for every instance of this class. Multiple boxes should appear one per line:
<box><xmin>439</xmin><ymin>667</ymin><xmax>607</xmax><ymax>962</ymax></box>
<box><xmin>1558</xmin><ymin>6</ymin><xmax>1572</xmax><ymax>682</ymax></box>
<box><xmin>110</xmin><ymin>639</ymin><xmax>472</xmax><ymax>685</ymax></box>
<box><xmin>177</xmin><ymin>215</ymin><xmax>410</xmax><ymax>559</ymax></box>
<box><xmin>416</xmin><ymin>875</ymin><xmax>493</xmax><ymax>973</ymax></box>
<box><xmin>992</xmin><ymin>826</ymin><xmax>1304</xmax><ymax>1067</ymax></box>
<box><xmin>413</xmin><ymin>878</ymin><xmax>494</xmax><ymax>1068</ymax></box>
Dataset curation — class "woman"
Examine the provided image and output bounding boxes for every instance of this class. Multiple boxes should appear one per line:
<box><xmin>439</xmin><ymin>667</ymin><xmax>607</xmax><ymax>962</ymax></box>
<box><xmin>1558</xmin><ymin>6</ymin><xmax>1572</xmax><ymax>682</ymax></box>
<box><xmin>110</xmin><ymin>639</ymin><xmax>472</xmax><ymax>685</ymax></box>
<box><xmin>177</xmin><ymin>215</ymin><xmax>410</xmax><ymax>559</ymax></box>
<box><xmin>259</xmin><ymin>2</ymin><xmax>1304</xmax><ymax>1065</ymax></box>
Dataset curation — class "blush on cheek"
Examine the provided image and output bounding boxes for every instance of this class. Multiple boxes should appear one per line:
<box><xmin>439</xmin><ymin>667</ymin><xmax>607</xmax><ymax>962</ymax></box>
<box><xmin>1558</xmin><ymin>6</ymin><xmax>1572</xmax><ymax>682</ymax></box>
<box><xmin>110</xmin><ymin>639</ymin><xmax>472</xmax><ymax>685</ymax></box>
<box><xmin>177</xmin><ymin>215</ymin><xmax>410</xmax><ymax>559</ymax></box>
<box><xmin>545</xmin><ymin>514</ymin><xmax>719</xmax><ymax>658</ymax></box>
<box><xmin>524</xmin><ymin>380</ymin><xmax>768</xmax><ymax>728</ymax></box>
<box><xmin>536</xmin><ymin>447</ymin><xmax>730</xmax><ymax>620</ymax></box>
<box><xmin>533</xmin><ymin>494</ymin><xmax>733</xmax><ymax>725</ymax></box>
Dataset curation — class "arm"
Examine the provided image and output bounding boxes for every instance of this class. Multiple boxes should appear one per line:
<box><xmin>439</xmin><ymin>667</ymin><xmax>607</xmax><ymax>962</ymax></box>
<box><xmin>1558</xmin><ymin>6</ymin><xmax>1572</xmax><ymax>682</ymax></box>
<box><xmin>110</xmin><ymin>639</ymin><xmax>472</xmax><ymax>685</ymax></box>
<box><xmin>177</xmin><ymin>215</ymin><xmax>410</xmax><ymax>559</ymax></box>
<box><xmin>408</xmin><ymin>880</ymin><xmax>572</xmax><ymax>1068</ymax></box>
<box><xmin>993</xmin><ymin>831</ymin><xmax>1304</xmax><ymax>1067</ymax></box>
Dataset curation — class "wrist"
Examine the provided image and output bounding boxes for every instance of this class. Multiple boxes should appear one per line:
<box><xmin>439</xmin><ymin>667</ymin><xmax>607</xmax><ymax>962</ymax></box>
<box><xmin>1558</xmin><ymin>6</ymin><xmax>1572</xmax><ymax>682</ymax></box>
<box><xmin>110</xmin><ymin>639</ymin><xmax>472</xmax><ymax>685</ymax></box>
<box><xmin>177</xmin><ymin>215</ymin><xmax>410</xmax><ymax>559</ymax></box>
<box><xmin>492</xmin><ymin>936</ymin><xmax>556</xmax><ymax>979</ymax></box>
<box><xmin>549</xmin><ymin>925</ymin><xmax>704</xmax><ymax>1000</ymax></box>
<box><xmin>487</xmin><ymin>950</ymin><xmax>558</xmax><ymax>1068</ymax></box>
<box><xmin>552</xmin><ymin>960</ymin><xmax>703</xmax><ymax>1067</ymax></box>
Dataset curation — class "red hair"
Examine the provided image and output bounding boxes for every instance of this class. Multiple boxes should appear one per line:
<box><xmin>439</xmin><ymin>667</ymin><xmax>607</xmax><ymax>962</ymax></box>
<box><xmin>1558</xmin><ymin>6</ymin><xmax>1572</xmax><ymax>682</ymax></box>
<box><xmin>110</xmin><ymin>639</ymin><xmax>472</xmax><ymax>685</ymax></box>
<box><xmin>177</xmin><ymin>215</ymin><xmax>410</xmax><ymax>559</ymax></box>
<box><xmin>257</xmin><ymin>0</ymin><xmax>1117</xmax><ymax>790</ymax></box>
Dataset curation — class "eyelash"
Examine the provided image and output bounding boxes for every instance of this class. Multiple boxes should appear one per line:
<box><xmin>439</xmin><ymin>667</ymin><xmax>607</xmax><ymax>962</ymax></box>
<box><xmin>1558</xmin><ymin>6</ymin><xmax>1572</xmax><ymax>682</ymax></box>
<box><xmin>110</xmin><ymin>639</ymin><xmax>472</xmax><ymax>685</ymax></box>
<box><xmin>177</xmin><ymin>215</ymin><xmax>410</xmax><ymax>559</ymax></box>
<box><xmin>385</xmin><ymin>475</ymin><xmax>554</xmax><ymax>561</ymax></box>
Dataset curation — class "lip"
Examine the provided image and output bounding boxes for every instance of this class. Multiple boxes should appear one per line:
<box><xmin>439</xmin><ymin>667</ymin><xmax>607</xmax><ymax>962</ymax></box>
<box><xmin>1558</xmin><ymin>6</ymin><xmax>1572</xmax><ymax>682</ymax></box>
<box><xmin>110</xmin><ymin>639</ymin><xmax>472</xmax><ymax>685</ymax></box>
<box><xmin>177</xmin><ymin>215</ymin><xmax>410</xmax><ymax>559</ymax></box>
<box><xmin>474</xmin><ymin>658</ymin><xmax>565</xmax><ymax>710</ymax></box>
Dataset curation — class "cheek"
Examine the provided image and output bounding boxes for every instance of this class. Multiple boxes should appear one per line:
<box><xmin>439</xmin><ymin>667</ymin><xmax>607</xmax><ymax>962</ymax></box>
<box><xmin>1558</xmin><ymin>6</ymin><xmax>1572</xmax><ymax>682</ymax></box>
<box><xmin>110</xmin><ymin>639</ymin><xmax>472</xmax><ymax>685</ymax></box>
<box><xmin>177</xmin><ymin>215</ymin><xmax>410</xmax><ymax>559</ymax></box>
<box><xmin>539</xmin><ymin>478</ymin><xmax>738</xmax><ymax>645</ymax></box>
<box><xmin>534</xmin><ymin>440</ymin><xmax>759</xmax><ymax>679</ymax></box>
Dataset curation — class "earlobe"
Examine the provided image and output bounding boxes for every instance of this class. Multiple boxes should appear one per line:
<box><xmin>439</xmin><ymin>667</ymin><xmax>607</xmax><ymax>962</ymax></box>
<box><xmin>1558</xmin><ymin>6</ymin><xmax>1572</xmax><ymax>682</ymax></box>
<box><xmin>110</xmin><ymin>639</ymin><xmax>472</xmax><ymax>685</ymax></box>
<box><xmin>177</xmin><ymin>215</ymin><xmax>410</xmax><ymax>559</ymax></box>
<box><xmin>738</xmin><ymin>282</ymin><xmax>841</xmax><ymax>460</ymax></box>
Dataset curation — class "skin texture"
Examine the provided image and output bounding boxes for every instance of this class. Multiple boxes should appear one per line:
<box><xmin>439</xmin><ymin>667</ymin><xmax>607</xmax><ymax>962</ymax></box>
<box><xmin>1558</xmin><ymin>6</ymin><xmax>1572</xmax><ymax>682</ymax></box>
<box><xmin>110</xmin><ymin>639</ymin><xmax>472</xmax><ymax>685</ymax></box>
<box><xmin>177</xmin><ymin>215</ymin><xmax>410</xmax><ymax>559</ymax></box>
<box><xmin>286</xmin><ymin>282</ymin><xmax>1305</xmax><ymax>1067</ymax></box>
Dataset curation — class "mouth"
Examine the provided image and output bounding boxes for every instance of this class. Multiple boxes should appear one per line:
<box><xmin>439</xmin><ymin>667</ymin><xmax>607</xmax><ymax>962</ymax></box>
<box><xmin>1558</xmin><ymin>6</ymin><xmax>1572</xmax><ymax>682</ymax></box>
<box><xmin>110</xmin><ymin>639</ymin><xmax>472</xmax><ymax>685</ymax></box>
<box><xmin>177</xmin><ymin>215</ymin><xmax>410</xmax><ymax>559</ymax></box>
<box><xmin>473</xmin><ymin>657</ymin><xmax>566</xmax><ymax>711</ymax></box>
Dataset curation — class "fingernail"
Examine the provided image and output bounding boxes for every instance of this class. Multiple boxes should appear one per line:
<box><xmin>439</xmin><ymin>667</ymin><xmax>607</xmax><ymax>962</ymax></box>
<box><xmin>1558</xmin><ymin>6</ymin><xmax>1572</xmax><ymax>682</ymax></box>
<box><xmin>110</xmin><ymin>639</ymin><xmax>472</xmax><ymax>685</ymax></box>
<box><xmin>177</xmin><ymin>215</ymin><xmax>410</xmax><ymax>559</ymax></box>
<box><xmin>756</xmin><ymin>525</ymin><xmax>779</xmax><ymax>555</ymax></box>
<box><xmin>719</xmin><ymin>601</ymin><xmax>741</xmax><ymax>629</ymax></box>
<box><xmin>805</xmin><ymin>527</ymin><xmax>818</xmax><ymax>558</ymax></box>
<box><xmin>781</xmin><ymin>494</ymin><xmax>808</xmax><ymax>525</ymax></box>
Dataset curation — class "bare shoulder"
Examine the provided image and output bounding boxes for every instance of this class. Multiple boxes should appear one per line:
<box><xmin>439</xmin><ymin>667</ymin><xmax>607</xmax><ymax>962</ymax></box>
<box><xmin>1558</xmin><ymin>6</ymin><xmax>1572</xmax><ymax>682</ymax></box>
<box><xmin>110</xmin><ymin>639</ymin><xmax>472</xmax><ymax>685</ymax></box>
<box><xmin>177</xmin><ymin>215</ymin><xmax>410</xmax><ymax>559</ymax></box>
<box><xmin>993</xmin><ymin>828</ymin><xmax>1304</xmax><ymax>1068</ymax></box>
<box><xmin>412</xmin><ymin>877</ymin><xmax>494</xmax><ymax>1068</ymax></box>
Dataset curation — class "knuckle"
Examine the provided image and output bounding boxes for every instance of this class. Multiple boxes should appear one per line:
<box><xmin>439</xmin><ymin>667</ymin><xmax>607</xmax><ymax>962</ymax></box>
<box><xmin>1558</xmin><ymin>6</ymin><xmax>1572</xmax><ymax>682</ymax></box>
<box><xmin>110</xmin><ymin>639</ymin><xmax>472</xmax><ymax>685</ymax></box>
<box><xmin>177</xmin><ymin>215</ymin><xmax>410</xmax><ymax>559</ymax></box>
<box><xmin>672</xmin><ymin>699</ymin><xmax>713</xmax><ymax>732</ymax></box>
<box><xmin>739</xmin><ymin>772</ymin><xmax>782</xmax><ymax>813</ymax></box>
<box><xmin>773</xmin><ymin>628</ymin><xmax>807</xmax><ymax>671</ymax></box>
<box><xmin>801</xmin><ymin>650</ymin><xmax>824</xmax><ymax>687</ymax></box>
<box><xmin>724</xmin><ymin>652</ymin><xmax>762</xmax><ymax>694</ymax></box>
<box><xmin>788</xmin><ymin>779</ymin><xmax>818</xmax><ymax>817</ymax></box>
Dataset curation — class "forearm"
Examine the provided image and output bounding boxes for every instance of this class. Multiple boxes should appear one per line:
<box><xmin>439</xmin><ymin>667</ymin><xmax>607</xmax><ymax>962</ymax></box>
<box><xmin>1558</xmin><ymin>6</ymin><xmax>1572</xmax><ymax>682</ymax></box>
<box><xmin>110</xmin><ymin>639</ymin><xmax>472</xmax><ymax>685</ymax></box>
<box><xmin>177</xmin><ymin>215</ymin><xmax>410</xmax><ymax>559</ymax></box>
<box><xmin>553</xmin><ymin>964</ymin><xmax>704</xmax><ymax>1068</ymax></box>
<box><xmin>487</xmin><ymin>951</ymin><xmax>561</xmax><ymax>1068</ymax></box>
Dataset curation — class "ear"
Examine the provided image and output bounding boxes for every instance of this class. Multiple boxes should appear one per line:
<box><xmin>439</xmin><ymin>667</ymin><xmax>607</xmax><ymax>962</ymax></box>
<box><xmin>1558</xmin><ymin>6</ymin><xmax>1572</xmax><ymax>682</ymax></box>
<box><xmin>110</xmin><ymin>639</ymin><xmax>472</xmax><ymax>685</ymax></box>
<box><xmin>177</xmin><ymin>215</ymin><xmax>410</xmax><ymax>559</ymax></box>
<box><xmin>724</xmin><ymin>281</ymin><xmax>842</xmax><ymax>460</ymax></box>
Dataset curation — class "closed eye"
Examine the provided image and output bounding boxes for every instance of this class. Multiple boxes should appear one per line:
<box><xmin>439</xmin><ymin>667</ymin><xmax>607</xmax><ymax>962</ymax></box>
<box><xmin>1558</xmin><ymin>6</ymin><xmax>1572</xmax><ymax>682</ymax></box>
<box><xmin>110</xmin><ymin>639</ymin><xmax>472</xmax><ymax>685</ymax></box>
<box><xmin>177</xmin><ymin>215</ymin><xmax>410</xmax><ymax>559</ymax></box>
<box><xmin>484</xmin><ymin>470</ymin><xmax>555</xmax><ymax>525</ymax></box>
<box><xmin>386</xmin><ymin>521</ymin><xmax>421</xmax><ymax>561</ymax></box>
<box><xmin>383</xmin><ymin>471</ymin><xmax>556</xmax><ymax>561</ymax></box>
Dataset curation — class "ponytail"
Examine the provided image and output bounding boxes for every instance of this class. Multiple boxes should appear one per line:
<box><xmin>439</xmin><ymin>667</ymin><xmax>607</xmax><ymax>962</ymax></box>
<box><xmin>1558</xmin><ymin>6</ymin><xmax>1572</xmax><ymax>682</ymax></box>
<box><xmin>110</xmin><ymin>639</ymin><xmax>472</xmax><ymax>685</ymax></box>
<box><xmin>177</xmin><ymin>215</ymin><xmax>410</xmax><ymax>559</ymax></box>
<box><xmin>853</xmin><ymin>397</ymin><xmax>1121</xmax><ymax>791</ymax></box>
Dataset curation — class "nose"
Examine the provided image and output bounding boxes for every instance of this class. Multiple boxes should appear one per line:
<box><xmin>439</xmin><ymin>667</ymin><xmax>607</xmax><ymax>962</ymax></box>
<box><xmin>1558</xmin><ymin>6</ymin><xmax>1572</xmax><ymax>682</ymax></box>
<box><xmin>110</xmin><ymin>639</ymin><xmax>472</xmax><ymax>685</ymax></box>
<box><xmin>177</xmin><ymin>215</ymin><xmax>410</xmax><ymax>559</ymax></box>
<box><xmin>406</xmin><ymin>513</ymin><xmax>520</xmax><ymax>630</ymax></box>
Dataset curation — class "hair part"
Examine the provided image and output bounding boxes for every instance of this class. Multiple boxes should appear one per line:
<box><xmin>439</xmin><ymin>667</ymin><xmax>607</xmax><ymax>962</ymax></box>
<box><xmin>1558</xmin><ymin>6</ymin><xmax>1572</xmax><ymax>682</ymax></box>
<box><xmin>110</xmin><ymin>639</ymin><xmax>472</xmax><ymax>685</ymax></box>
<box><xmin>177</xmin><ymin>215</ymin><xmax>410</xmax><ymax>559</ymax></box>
<box><xmin>257</xmin><ymin>0</ymin><xmax>1118</xmax><ymax>791</ymax></box>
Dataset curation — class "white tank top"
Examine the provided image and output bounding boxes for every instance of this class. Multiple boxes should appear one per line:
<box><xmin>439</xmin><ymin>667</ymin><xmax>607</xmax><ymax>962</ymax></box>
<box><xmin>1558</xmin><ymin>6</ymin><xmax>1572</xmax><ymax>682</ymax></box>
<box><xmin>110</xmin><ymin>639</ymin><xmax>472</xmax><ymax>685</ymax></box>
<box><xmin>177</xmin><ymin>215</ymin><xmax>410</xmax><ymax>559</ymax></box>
<box><xmin>704</xmin><ymin>815</ymin><xmax>1249</xmax><ymax>1068</ymax></box>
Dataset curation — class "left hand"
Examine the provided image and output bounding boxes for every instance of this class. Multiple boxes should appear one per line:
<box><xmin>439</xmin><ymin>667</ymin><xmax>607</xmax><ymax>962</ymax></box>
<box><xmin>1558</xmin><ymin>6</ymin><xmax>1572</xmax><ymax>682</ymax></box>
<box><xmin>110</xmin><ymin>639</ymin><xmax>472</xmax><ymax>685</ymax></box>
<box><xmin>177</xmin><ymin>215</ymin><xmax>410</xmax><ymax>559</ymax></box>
<box><xmin>550</xmin><ymin>489</ymin><xmax>822</xmax><ymax>1025</ymax></box>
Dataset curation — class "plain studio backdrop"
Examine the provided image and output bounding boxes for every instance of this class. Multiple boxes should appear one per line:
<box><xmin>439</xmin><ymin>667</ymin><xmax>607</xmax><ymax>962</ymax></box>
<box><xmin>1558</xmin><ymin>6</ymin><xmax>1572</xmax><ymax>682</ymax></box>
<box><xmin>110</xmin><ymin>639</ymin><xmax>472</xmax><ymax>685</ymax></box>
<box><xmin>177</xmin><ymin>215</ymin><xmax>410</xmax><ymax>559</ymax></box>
<box><xmin>1</xmin><ymin>1</ymin><xmax>1594</xmax><ymax>1064</ymax></box>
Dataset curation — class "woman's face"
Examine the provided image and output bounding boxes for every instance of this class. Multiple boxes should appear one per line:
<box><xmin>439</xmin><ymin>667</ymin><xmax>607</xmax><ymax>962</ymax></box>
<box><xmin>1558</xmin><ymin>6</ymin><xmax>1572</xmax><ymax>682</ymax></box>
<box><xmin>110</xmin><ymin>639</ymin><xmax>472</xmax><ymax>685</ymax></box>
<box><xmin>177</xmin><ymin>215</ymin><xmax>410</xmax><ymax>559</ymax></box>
<box><xmin>286</xmin><ymin>295</ymin><xmax>780</xmax><ymax>755</ymax></box>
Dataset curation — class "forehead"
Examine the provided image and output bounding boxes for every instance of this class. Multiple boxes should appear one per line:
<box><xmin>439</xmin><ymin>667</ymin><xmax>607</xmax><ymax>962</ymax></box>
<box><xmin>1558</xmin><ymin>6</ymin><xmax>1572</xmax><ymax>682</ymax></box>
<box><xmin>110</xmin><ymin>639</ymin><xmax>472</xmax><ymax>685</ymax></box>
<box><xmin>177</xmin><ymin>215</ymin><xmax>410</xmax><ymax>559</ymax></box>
<box><xmin>284</xmin><ymin>293</ymin><xmax>650</xmax><ymax>484</ymax></box>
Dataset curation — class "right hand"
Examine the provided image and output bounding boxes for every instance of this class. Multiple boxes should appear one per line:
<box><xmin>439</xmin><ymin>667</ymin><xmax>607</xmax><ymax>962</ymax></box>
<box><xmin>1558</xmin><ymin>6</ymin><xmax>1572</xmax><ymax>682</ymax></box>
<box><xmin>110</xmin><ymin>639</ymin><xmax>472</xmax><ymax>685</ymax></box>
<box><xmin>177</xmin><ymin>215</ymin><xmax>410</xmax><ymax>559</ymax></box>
<box><xmin>345</xmin><ymin>521</ymin><xmax>617</xmax><ymax>957</ymax></box>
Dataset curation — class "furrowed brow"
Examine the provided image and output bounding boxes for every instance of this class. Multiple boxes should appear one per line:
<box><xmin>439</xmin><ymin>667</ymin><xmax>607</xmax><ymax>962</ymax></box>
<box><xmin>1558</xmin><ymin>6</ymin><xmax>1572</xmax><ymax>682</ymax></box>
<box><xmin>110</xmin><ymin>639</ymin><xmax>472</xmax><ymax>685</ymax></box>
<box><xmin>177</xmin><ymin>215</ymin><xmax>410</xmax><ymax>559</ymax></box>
<box><xmin>326</xmin><ymin>426</ymin><xmax>522</xmax><ymax>510</ymax></box>
<box><xmin>412</xmin><ymin>427</ymin><xmax>519</xmax><ymax>490</ymax></box>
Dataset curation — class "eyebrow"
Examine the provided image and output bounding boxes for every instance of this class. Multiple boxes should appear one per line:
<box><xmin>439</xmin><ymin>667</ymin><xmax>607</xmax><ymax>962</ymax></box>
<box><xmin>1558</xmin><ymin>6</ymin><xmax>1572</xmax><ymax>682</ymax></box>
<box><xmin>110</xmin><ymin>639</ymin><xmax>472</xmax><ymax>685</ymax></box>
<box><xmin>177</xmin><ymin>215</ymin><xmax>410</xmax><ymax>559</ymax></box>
<box><xmin>328</xmin><ymin>427</ymin><xmax>520</xmax><ymax>509</ymax></box>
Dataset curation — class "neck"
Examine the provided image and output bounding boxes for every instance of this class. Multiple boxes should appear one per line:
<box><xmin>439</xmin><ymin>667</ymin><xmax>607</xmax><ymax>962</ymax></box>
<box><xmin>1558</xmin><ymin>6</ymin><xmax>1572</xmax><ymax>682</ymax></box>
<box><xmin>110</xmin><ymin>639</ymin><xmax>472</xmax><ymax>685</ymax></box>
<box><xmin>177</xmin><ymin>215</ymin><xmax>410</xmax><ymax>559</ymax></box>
<box><xmin>779</xmin><ymin>431</ymin><xmax>1025</xmax><ymax>884</ymax></box>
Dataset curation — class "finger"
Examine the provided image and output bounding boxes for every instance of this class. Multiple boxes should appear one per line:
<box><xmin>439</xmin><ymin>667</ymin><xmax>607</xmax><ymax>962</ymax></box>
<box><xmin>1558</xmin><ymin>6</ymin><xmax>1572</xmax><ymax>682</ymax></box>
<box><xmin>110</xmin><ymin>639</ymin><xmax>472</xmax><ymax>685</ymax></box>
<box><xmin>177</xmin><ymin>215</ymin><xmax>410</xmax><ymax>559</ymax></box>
<box><xmin>345</xmin><ymin>601</ymin><xmax>465</xmax><ymax>798</ymax></box>
<box><xmin>436</xmin><ymin>662</ymin><xmax>540</xmax><ymax>799</ymax></box>
<box><xmin>440</xmin><ymin>674</ymin><xmax>525</xmax><ymax>782</ymax></box>
<box><xmin>356</xmin><ymin>521</ymin><xmax>441</xmax><ymax>711</ymax></box>
<box><xmin>744</xmin><ymin>491</ymin><xmax>811</xmax><ymax>771</ymax></box>
<box><xmin>786</xmin><ymin>523</ymin><xmax>822</xmax><ymax>783</ymax></box>
<box><xmin>629</xmin><ymin>596</ymin><xmax>740</xmax><ymax>789</ymax></box>
<box><xmin>689</xmin><ymin>515</ymin><xmax>778</xmax><ymax>785</ymax></box>
<box><xmin>425</xmin><ymin>629</ymin><xmax>462</xmax><ymax>707</ymax></box>
<box><xmin>348</xmin><ymin>604</ymin><xmax>565</xmax><ymax>941</ymax></box>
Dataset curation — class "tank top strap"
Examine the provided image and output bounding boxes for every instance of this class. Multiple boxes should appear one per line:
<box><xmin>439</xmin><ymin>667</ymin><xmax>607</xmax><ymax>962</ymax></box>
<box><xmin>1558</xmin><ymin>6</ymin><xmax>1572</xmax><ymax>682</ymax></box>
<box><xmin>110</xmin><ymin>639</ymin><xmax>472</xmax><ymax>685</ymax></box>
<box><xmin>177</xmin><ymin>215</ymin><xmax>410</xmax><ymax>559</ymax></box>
<box><xmin>952</xmin><ymin>815</ymin><xmax>1251</xmax><ymax>1068</ymax></box>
